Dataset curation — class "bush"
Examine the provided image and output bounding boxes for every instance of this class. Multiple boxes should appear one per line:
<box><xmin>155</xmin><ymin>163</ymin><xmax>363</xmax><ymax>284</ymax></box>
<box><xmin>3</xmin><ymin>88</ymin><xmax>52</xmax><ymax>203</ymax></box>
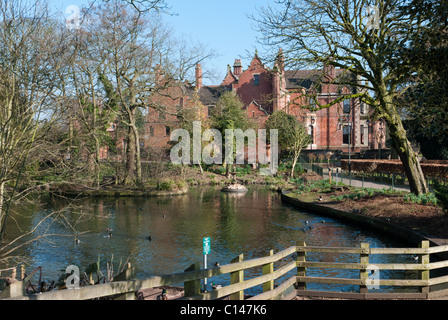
<box><xmin>156</xmin><ymin>179</ymin><xmax>187</xmax><ymax>191</ymax></box>
<box><xmin>434</xmin><ymin>181</ymin><xmax>448</xmax><ymax>213</ymax></box>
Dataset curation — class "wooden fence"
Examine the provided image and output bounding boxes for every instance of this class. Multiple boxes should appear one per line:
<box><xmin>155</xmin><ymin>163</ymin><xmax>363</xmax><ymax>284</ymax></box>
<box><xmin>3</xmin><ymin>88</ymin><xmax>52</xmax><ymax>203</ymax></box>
<box><xmin>3</xmin><ymin>240</ymin><xmax>448</xmax><ymax>300</ymax></box>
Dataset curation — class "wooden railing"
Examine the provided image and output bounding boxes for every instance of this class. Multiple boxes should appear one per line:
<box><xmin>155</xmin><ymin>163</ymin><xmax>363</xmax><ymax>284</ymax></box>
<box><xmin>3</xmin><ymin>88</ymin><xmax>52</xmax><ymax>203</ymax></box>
<box><xmin>3</xmin><ymin>240</ymin><xmax>448</xmax><ymax>300</ymax></box>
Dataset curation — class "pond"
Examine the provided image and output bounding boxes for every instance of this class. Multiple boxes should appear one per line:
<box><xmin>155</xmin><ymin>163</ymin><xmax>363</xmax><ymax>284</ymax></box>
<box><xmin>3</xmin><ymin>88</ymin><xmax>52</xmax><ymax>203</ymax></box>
<box><xmin>1</xmin><ymin>186</ymin><xmax>419</xmax><ymax>296</ymax></box>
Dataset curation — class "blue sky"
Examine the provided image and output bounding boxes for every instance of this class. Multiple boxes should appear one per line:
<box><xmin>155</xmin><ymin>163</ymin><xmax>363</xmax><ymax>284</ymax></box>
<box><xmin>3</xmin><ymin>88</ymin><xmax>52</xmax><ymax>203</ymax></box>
<box><xmin>51</xmin><ymin>0</ymin><xmax>277</xmax><ymax>85</ymax></box>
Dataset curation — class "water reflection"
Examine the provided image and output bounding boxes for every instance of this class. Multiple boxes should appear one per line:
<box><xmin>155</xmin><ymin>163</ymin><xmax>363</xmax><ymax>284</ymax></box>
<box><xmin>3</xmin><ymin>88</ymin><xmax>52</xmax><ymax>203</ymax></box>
<box><xmin>2</xmin><ymin>186</ymin><xmax>414</xmax><ymax>295</ymax></box>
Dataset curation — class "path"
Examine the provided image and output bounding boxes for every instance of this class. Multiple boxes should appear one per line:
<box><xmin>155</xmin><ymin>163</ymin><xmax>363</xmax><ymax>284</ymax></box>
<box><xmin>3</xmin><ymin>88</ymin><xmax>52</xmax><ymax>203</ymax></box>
<box><xmin>321</xmin><ymin>167</ymin><xmax>410</xmax><ymax>192</ymax></box>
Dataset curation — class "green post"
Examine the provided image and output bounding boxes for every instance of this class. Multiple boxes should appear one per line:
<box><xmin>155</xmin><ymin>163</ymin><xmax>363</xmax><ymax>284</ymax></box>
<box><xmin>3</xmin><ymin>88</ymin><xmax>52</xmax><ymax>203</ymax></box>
<box><xmin>262</xmin><ymin>250</ymin><xmax>274</xmax><ymax>293</ymax></box>
<box><xmin>230</xmin><ymin>254</ymin><xmax>244</xmax><ymax>300</ymax></box>
<box><xmin>184</xmin><ymin>262</ymin><xmax>201</xmax><ymax>298</ymax></box>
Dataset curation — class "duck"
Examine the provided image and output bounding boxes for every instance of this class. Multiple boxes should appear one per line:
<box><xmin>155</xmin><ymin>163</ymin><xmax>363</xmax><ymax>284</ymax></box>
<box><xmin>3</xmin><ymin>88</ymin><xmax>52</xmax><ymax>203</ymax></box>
<box><xmin>157</xmin><ymin>289</ymin><xmax>168</xmax><ymax>300</ymax></box>
<box><xmin>214</xmin><ymin>262</ymin><xmax>220</xmax><ymax>267</ymax></box>
<box><xmin>104</xmin><ymin>232</ymin><xmax>112</xmax><ymax>239</ymax></box>
<box><xmin>74</xmin><ymin>237</ymin><xmax>80</xmax><ymax>244</ymax></box>
<box><xmin>305</xmin><ymin>220</ymin><xmax>309</xmax><ymax>224</ymax></box>
<box><xmin>105</xmin><ymin>227</ymin><xmax>113</xmax><ymax>232</ymax></box>
<box><xmin>211</xmin><ymin>282</ymin><xmax>222</xmax><ymax>290</ymax></box>
<box><xmin>318</xmin><ymin>195</ymin><xmax>323</xmax><ymax>201</ymax></box>
<box><xmin>411</xmin><ymin>254</ymin><xmax>419</xmax><ymax>261</ymax></box>
<box><xmin>146</xmin><ymin>235</ymin><xmax>152</xmax><ymax>241</ymax></box>
<box><xmin>321</xmin><ymin>220</ymin><xmax>325</xmax><ymax>223</ymax></box>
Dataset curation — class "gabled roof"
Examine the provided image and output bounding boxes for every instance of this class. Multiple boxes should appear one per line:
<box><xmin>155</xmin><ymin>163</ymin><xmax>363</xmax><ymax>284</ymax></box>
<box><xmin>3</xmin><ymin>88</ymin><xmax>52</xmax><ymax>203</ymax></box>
<box><xmin>247</xmin><ymin>100</ymin><xmax>269</xmax><ymax>116</ymax></box>
<box><xmin>285</xmin><ymin>69</ymin><xmax>356</xmax><ymax>90</ymax></box>
<box><xmin>198</xmin><ymin>85</ymin><xmax>232</xmax><ymax>105</ymax></box>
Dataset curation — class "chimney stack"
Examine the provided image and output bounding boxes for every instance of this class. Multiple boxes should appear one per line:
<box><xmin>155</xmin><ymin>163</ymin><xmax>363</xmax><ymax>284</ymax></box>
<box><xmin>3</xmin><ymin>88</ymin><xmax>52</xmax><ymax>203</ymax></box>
<box><xmin>322</xmin><ymin>63</ymin><xmax>336</xmax><ymax>93</ymax></box>
<box><xmin>233</xmin><ymin>59</ymin><xmax>242</xmax><ymax>76</ymax></box>
<box><xmin>195</xmin><ymin>63</ymin><xmax>202</xmax><ymax>90</ymax></box>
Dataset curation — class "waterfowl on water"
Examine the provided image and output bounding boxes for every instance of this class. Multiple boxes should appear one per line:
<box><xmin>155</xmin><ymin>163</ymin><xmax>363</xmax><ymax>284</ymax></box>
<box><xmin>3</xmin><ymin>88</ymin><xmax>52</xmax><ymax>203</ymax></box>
<box><xmin>318</xmin><ymin>195</ymin><xmax>323</xmax><ymax>201</ymax></box>
<box><xmin>214</xmin><ymin>262</ymin><xmax>220</xmax><ymax>267</ymax></box>
<box><xmin>74</xmin><ymin>238</ymin><xmax>80</xmax><ymax>244</ymax></box>
<box><xmin>211</xmin><ymin>282</ymin><xmax>222</xmax><ymax>290</ymax></box>
<box><xmin>106</xmin><ymin>227</ymin><xmax>113</xmax><ymax>232</ymax></box>
<box><xmin>146</xmin><ymin>235</ymin><xmax>152</xmax><ymax>241</ymax></box>
<box><xmin>104</xmin><ymin>232</ymin><xmax>112</xmax><ymax>239</ymax></box>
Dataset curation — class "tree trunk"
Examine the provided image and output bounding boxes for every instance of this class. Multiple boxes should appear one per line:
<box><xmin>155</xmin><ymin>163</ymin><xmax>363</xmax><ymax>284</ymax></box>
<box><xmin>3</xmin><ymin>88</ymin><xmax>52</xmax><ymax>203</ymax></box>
<box><xmin>291</xmin><ymin>153</ymin><xmax>298</xmax><ymax>178</ymax></box>
<box><xmin>0</xmin><ymin>181</ymin><xmax>5</xmax><ymax>245</ymax></box>
<box><xmin>132</xmin><ymin>123</ymin><xmax>142</xmax><ymax>187</ymax></box>
<box><xmin>124</xmin><ymin>122</ymin><xmax>136</xmax><ymax>185</ymax></box>
<box><xmin>387</xmin><ymin>118</ymin><xmax>428</xmax><ymax>195</ymax></box>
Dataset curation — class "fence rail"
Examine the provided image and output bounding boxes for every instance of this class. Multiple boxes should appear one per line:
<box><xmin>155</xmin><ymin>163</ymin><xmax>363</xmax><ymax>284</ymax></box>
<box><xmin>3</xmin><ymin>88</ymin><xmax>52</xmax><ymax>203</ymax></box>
<box><xmin>3</xmin><ymin>240</ymin><xmax>448</xmax><ymax>300</ymax></box>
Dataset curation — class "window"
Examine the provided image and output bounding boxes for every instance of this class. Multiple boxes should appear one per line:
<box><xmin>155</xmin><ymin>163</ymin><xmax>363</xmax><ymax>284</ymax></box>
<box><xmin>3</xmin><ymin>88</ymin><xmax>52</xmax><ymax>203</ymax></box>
<box><xmin>360</xmin><ymin>125</ymin><xmax>365</xmax><ymax>144</ymax></box>
<box><xmin>176</xmin><ymin>105</ymin><xmax>182</xmax><ymax>119</ymax></box>
<box><xmin>149</xmin><ymin>126</ymin><xmax>154</xmax><ymax>137</ymax></box>
<box><xmin>308</xmin><ymin>125</ymin><xmax>314</xmax><ymax>144</ymax></box>
<box><xmin>165</xmin><ymin>126</ymin><xmax>171</xmax><ymax>136</ymax></box>
<box><xmin>253</xmin><ymin>74</ymin><xmax>260</xmax><ymax>86</ymax></box>
<box><xmin>309</xmin><ymin>98</ymin><xmax>317</xmax><ymax>110</ymax></box>
<box><xmin>207</xmin><ymin>105</ymin><xmax>215</xmax><ymax>117</ymax></box>
<box><xmin>360</xmin><ymin>102</ymin><xmax>366</xmax><ymax>114</ymax></box>
<box><xmin>343</xmin><ymin>99</ymin><xmax>350</xmax><ymax>114</ymax></box>
<box><xmin>343</xmin><ymin>125</ymin><xmax>351</xmax><ymax>144</ymax></box>
<box><xmin>252</xmin><ymin>111</ymin><xmax>255</xmax><ymax>118</ymax></box>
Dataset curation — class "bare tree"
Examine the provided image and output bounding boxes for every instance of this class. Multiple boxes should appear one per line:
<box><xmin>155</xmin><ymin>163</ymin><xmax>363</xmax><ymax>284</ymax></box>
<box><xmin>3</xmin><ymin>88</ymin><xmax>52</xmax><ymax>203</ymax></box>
<box><xmin>256</xmin><ymin>0</ymin><xmax>429</xmax><ymax>194</ymax></box>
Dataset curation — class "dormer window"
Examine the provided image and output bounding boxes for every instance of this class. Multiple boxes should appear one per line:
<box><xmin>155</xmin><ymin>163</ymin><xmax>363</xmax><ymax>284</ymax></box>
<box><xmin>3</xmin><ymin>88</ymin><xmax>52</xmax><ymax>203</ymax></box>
<box><xmin>253</xmin><ymin>74</ymin><xmax>260</xmax><ymax>86</ymax></box>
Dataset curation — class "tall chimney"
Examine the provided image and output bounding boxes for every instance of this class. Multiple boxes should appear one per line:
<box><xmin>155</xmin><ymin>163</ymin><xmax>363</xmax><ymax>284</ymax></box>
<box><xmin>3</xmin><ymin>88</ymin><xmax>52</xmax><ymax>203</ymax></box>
<box><xmin>233</xmin><ymin>59</ymin><xmax>242</xmax><ymax>76</ymax></box>
<box><xmin>195</xmin><ymin>63</ymin><xmax>203</xmax><ymax>90</ymax></box>
<box><xmin>322</xmin><ymin>63</ymin><xmax>336</xmax><ymax>93</ymax></box>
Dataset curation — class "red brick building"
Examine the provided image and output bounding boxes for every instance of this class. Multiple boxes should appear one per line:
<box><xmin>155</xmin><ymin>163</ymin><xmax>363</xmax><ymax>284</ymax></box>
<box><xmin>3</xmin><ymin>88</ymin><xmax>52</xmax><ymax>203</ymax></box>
<box><xmin>194</xmin><ymin>51</ymin><xmax>385</xmax><ymax>154</ymax></box>
<box><xmin>110</xmin><ymin>51</ymin><xmax>386</xmax><ymax>160</ymax></box>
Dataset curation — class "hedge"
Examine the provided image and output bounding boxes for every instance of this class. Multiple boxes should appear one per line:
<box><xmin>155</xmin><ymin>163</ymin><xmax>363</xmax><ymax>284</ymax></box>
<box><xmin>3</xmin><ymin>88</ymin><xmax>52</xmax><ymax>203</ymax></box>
<box><xmin>340</xmin><ymin>159</ymin><xmax>448</xmax><ymax>179</ymax></box>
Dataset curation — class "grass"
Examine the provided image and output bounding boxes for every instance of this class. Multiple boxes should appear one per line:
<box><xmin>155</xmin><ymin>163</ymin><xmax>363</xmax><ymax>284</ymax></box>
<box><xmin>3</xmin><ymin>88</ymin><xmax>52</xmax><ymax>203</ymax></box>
<box><xmin>288</xmin><ymin>176</ymin><xmax>440</xmax><ymax>207</ymax></box>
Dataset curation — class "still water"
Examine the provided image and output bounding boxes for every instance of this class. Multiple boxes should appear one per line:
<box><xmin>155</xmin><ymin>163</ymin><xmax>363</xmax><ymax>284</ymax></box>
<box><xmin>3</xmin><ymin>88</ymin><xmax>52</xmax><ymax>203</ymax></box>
<box><xmin>2</xmin><ymin>186</ymin><xmax>417</xmax><ymax>295</ymax></box>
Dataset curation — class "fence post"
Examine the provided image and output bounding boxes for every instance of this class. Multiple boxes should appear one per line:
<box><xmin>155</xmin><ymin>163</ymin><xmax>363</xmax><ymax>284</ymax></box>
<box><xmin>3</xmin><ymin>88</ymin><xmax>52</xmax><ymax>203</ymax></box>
<box><xmin>113</xmin><ymin>262</ymin><xmax>135</xmax><ymax>300</ymax></box>
<box><xmin>419</xmin><ymin>240</ymin><xmax>430</xmax><ymax>295</ymax></box>
<box><xmin>230</xmin><ymin>254</ymin><xmax>244</xmax><ymax>300</ymax></box>
<box><xmin>0</xmin><ymin>280</ymin><xmax>26</xmax><ymax>299</ymax></box>
<box><xmin>359</xmin><ymin>243</ymin><xmax>370</xmax><ymax>294</ymax></box>
<box><xmin>21</xmin><ymin>265</ymin><xmax>25</xmax><ymax>280</ymax></box>
<box><xmin>296</xmin><ymin>241</ymin><xmax>307</xmax><ymax>291</ymax></box>
<box><xmin>184</xmin><ymin>262</ymin><xmax>201</xmax><ymax>298</ymax></box>
<box><xmin>262</xmin><ymin>250</ymin><xmax>274</xmax><ymax>293</ymax></box>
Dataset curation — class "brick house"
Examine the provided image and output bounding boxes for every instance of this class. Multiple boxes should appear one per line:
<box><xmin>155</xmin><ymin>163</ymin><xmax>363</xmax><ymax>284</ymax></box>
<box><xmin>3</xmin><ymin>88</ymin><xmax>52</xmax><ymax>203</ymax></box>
<box><xmin>194</xmin><ymin>50</ymin><xmax>385</xmax><ymax>154</ymax></box>
<box><xmin>108</xmin><ymin>51</ymin><xmax>386</xmax><ymax>160</ymax></box>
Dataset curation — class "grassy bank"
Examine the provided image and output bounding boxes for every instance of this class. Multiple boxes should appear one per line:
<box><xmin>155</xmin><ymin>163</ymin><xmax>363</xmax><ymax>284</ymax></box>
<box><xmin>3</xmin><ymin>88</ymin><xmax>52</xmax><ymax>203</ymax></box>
<box><xmin>283</xmin><ymin>177</ymin><xmax>448</xmax><ymax>242</ymax></box>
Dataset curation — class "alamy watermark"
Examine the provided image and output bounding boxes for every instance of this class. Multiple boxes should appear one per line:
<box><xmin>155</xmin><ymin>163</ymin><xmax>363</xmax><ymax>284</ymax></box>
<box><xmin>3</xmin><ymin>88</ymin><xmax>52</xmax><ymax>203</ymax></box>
<box><xmin>366</xmin><ymin>264</ymin><xmax>381</xmax><ymax>290</ymax></box>
<box><xmin>65</xmin><ymin>5</ymin><xmax>81</xmax><ymax>31</ymax></box>
<box><xmin>65</xmin><ymin>265</ymin><xmax>80</xmax><ymax>289</ymax></box>
<box><xmin>170</xmin><ymin>121</ymin><xmax>279</xmax><ymax>176</ymax></box>
<box><xmin>366</xmin><ymin>5</ymin><xmax>380</xmax><ymax>30</ymax></box>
